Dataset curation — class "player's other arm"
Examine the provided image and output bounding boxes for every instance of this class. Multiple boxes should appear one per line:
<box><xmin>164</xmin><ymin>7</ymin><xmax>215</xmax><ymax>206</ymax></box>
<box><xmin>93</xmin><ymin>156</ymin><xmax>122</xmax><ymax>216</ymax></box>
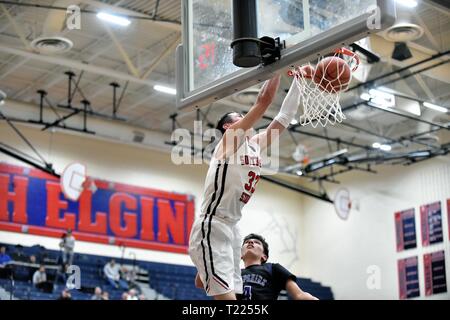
<box><xmin>216</xmin><ymin>75</ymin><xmax>280</xmax><ymax>159</ymax></box>
<box><xmin>286</xmin><ymin>279</ymin><xmax>319</xmax><ymax>300</ymax></box>
<box><xmin>252</xmin><ymin>78</ymin><xmax>300</xmax><ymax>150</ymax></box>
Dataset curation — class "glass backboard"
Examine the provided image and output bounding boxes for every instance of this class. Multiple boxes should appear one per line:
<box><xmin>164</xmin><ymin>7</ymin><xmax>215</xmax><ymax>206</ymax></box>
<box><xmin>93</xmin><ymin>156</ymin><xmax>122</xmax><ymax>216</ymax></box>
<box><xmin>176</xmin><ymin>0</ymin><xmax>396</xmax><ymax>111</ymax></box>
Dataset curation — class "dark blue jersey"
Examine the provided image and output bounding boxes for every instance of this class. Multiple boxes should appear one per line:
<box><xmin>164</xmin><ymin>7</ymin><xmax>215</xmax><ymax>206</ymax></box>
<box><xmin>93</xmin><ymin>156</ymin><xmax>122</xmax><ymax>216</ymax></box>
<box><xmin>239</xmin><ymin>263</ymin><xmax>296</xmax><ymax>300</ymax></box>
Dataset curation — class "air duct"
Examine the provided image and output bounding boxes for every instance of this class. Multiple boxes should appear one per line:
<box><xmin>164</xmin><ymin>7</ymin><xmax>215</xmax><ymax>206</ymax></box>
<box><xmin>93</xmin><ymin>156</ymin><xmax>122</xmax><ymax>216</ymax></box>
<box><xmin>30</xmin><ymin>0</ymin><xmax>76</xmax><ymax>54</ymax></box>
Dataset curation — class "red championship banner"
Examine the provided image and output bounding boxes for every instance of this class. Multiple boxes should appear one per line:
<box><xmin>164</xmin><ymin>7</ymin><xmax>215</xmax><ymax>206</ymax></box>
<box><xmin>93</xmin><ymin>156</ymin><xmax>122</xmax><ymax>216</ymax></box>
<box><xmin>423</xmin><ymin>251</ymin><xmax>447</xmax><ymax>296</ymax></box>
<box><xmin>420</xmin><ymin>201</ymin><xmax>443</xmax><ymax>246</ymax></box>
<box><xmin>0</xmin><ymin>163</ymin><xmax>195</xmax><ymax>254</ymax></box>
<box><xmin>397</xmin><ymin>256</ymin><xmax>419</xmax><ymax>299</ymax></box>
<box><xmin>447</xmin><ymin>199</ymin><xmax>450</xmax><ymax>243</ymax></box>
<box><xmin>394</xmin><ymin>208</ymin><xmax>416</xmax><ymax>252</ymax></box>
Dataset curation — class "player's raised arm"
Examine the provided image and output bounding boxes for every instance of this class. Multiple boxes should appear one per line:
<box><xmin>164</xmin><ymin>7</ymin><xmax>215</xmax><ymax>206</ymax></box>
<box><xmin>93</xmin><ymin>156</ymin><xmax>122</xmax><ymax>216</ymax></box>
<box><xmin>215</xmin><ymin>74</ymin><xmax>280</xmax><ymax>159</ymax></box>
<box><xmin>228</xmin><ymin>74</ymin><xmax>280</xmax><ymax>132</ymax></box>
<box><xmin>251</xmin><ymin>77</ymin><xmax>301</xmax><ymax>150</ymax></box>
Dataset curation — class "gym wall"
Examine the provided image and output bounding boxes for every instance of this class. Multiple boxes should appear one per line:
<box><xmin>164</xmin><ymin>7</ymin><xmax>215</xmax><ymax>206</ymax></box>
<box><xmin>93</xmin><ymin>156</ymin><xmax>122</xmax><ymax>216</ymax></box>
<box><xmin>300</xmin><ymin>158</ymin><xmax>450</xmax><ymax>300</ymax></box>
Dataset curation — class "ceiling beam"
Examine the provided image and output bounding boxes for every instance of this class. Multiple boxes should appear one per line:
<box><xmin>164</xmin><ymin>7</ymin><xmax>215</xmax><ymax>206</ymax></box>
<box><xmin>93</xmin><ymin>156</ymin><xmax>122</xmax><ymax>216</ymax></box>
<box><xmin>0</xmin><ymin>44</ymin><xmax>161</xmax><ymax>87</ymax></box>
<box><xmin>141</xmin><ymin>34</ymin><xmax>180</xmax><ymax>80</ymax></box>
<box><xmin>0</xmin><ymin>4</ymin><xmax>32</xmax><ymax>50</ymax></box>
<box><xmin>422</xmin><ymin>0</ymin><xmax>450</xmax><ymax>16</ymax></box>
<box><xmin>101</xmin><ymin>22</ymin><xmax>140</xmax><ymax>78</ymax></box>
<box><xmin>370</xmin><ymin>35</ymin><xmax>450</xmax><ymax>85</ymax></box>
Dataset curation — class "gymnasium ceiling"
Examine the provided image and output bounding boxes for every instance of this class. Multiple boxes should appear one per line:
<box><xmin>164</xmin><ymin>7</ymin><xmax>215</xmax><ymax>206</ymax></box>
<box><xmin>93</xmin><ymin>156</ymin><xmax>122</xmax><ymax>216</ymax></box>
<box><xmin>0</xmin><ymin>0</ymin><xmax>449</xmax><ymax>186</ymax></box>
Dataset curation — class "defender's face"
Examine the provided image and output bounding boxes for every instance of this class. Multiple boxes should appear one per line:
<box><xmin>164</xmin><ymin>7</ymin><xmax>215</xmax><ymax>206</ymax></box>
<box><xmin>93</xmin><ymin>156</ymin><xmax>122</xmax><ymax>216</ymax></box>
<box><xmin>241</xmin><ymin>238</ymin><xmax>267</xmax><ymax>263</ymax></box>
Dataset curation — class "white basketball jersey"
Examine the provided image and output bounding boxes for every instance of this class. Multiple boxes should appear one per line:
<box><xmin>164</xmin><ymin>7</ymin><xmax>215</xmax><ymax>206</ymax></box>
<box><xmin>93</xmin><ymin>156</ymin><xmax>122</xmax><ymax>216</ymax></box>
<box><xmin>200</xmin><ymin>137</ymin><xmax>262</xmax><ymax>224</ymax></box>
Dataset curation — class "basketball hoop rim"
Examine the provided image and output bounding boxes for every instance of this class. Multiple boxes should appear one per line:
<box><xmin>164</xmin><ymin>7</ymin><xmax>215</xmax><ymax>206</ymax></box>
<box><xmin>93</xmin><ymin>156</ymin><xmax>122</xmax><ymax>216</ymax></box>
<box><xmin>335</xmin><ymin>47</ymin><xmax>360</xmax><ymax>72</ymax></box>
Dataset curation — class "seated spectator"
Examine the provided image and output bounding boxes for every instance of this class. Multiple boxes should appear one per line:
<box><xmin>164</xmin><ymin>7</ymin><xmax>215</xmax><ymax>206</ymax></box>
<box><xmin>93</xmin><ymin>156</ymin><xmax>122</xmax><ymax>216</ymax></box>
<box><xmin>57</xmin><ymin>289</ymin><xmax>72</xmax><ymax>300</ymax></box>
<box><xmin>11</xmin><ymin>244</ymin><xmax>26</xmax><ymax>262</ymax></box>
<box><xmin>101</xmin><ymin>291</ymin><xmax>109</xmax><ymax>300</ymax></box>
<box><xmin>121</xmin><ymin>292</ymin><xmax>129</xmax><ymax>300</ymax></box>
<box><xmin>0</xmin><ymin>246</ymin><xmax>12</xmax><ymax>266</ymax></box>
<box><xmin>91</xmin><ymin>287</ymin><xmax>103</xmax><ymax>300</ymax></box>
<box><xmin>103</xmin><ymin>259</ymin><xmax>128</xmax><ymax>290</ymax></box>
<box><xmin>54</xmin><ymin>263</ymin><xmax>69</xmax><ymax>286</ymax></box>
<box><xmin>122</xmin><ymin>266</ymin><xmax>141</xmax><ymax>293</ymax></box>
<box><xmin>127</xmin><ymin>288</ymin><xmax>139</xmax><ymax>300</ymax></box>
<box><xmin>0</xmin><ymin>247</ymin><xmax>13</xmax><ymax>279</ymax></box>
<box><xmin>27</xmin><ymin>255</ymin><xmax>39</xmax><ymax>281</ymax></box>
<box><xmin>29</xmin><ymin>255</ymin><xmax>38</xmax><ymax>264</ymax></box>
<box><xmin>32</xmin><ymin>265</ymin><xmax>53</xmax><ymax>293</ymax></box>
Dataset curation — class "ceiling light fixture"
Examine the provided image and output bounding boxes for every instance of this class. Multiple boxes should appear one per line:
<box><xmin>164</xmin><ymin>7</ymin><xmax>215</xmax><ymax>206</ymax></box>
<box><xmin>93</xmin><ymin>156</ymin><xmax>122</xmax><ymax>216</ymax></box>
<box><xmin>97</xmin><ymin>12</ymin><xmax>131</xmax><ymax>27</ymax></box>
<box><xmin>154</xmin><ymin>85</ymin><xmax>176</xmax><ymax>95</ymax></box>
<box><xmin>423</xmin><ymin>102</ymin><xmax>448</xmax><ymax>113</ymax></box>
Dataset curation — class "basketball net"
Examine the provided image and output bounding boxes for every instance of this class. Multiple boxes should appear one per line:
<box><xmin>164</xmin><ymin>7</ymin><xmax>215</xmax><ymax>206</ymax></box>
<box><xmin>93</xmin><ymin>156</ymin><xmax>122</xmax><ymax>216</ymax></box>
<box><xmin>288</xmin><ymin>48</ymin><xmax>360</xmax><ymax>128</ymax></box>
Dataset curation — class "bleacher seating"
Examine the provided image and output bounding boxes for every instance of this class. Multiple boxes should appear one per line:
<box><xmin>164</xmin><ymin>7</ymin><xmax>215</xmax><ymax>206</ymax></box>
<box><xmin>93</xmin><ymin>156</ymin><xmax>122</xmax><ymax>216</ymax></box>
<box><xmin>0</xmin><ymin>242</ymin><xmax>333</xmax><ymax>300</ymax></box>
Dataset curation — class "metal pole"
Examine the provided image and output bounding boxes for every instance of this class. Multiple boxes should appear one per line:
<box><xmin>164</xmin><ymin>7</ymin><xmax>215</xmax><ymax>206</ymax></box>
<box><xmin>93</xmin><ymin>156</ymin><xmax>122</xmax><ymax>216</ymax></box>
<box><xmin>291</xmin><ymin>127</ymin><xmax>371</xmax><ymax>150</ymax></box>
<box><xmin>0</xmin><ymin>145</ymin><xmax>59</xmax><ymax>177</ymax></box>
<box><xmin>64</xmin><ymin>71</ymin><xmax>75</xmax><ymax>108</ymax></box>
<box><xmin>261</xmin><ymin>175</ymin><xmax>333</xmax><ymax>204</ymax></box>
<box><xmin>231</xmin><ymin>0</ymin><xmax>260</xmax><ymax>67</ymax></box>
<box><xmin>37</xmin><ymin>90</ymin><xmax>47</xmax><ymax>123</ymax></box>
<box><xmin>348</xmin><ymin>50</ymin><xmax>450</xmax><ymax>92</ymax></box>
<box><xmin>110</xmin><ymin>82</ymin><xmax>120</xmax><ymax>117</ymax></box>
<box><xmin>81</xmin><ymin>100</ymin><xmax>90</xmax><ymax>132</ymax></box>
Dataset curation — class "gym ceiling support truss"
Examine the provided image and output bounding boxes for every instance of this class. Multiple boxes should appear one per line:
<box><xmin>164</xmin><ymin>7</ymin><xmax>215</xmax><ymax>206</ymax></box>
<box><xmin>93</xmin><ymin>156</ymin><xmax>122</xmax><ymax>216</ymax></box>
<box><xmin>0</xmin><ymin>69</ymin><xmax>129</xmax><ymax>177</ymax></box>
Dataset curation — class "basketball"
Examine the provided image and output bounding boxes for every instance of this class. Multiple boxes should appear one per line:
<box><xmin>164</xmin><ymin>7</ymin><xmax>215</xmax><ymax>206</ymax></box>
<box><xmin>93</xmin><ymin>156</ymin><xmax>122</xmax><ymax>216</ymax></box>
<box><xmin>313</xmin><ymin>56</ymin><xmax>352</xmax><ymax>93</ymax></box>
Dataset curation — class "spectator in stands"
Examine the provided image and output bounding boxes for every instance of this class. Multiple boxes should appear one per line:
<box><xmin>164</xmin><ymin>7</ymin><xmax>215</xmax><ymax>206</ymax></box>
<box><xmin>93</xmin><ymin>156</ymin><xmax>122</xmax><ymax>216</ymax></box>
<box><xmin>28</xmin><ymin>255</ymin><xmax>39</xmax><ymax>281</ymax></box>
<box><xmin>122</xmin><ymin>266</ymin><xmax>141</xmax><ymax>293</ymax></box>
<box><xmin>238</xmin><ymin>233</ymin><xmax>318</xmax><ymax>301</ymax></box>
<box><xmin>101</xmin><ymin>291</ymin><xmax>109</xmax><ymax>300</ymax></box>
<box><xmin>0</xmin><ymin>246</ymin><xmax>13</xmax><ymax>279</ymax></box>
<box><xmin>57</xmin><ymin>289</ymin><xmax>72</xmax><ymax>300</ymax></box>
<box><xmin>11</xmin><ymin>244</ymin><xmax>26</xmax><ymax>262</ymax></box>
<box><xmin>138</xmin><ymin>294</ymin><xmax>146</xmax><ymax>300</ymax></box>
<box><xmin>91</xmin><ymin>287</ymin><xmax>103</xmax><ymax>300</ymax></box>
<box><xmin>0</xmin><ymin>246</ymin><xmax>12</xmax><ymax>266</ymax></box>
<box><xmin>127</xmin><ymin>288</ymin><xmax>139</xmax><ymax>300</ymax></box>
<box><xmin>29</xmin><ymin>255</ymin><xmax>37</xmax><ymax>264</ymax></box>
<box><xmin>59</xmin><ymin>229</ymin><xmax>75</xmax><ymax>266</ymax></box>
<box><xmin>32</xmin><ymin>265</ymin><xmax>53</xmax><ymax>293</ymax></box>
<box><xmin>54</xmin><ymin>263</ymin><xmax>70</xmax><ymax>287</ymax></box>
<box><xmin>103</xmin><ymin>259</ymin><xmax>128</xmax><ymax>290</ymax></box>
<box><xmin>121</xmin><ymin>292</ymin><xmax>129</xmax><ymax>300</ymax></box>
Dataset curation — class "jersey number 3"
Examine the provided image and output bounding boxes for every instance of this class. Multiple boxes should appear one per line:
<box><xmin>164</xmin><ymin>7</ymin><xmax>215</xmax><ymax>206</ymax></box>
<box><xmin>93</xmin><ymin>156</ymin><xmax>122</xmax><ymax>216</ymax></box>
<box><xmin>244</xmin><ymin>171</ymin><xmax>260</xmax><ymax>194</ymax></box>
<box><xmin>241</xmin><ymin>171</ymin><xmax>260</xmax><ymax>204</ymax></box>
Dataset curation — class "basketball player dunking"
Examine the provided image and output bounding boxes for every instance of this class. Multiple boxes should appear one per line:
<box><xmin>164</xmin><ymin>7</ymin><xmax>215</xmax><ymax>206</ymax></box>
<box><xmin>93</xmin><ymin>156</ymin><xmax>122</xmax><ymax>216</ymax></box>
<box><xmin>188</xmin><ymin>74</ymin><xmax>301</xmax><ymax>300</ymax></box>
